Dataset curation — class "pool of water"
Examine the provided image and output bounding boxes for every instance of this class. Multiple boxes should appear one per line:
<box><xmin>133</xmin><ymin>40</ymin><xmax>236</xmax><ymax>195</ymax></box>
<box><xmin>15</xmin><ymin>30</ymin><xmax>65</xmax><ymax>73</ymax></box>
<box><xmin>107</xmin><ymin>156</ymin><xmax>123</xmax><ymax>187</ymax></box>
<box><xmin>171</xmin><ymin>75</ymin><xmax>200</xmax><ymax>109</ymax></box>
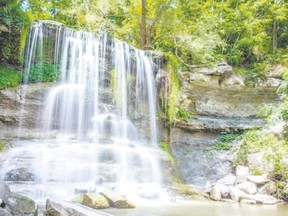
<box><xmin>101</xmin><ymin>201</ymin><xmax>288</xmax><ymax>216</ymax></box>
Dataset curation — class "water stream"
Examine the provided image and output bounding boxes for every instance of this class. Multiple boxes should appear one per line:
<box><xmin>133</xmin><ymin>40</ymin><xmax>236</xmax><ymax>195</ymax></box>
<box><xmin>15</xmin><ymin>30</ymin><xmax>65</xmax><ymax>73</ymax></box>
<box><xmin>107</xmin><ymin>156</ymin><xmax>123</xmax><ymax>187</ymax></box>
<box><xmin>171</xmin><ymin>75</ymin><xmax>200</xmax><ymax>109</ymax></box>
<box><xmin>1</xmin><ymin>20</ymin><xmax>163</xmax><ymax>201</ymax></box>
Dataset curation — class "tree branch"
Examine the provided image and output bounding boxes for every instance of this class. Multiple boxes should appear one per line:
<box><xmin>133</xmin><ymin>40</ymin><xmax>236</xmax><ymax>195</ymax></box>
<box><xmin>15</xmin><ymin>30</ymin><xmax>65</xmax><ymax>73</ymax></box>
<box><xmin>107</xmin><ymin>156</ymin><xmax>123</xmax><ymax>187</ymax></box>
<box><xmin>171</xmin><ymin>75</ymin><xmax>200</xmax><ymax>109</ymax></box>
<box><xmin>145</xmin><ymin>0</ymin><xmax>171</xmax><ymax>48</ymax></box>
<box><xmin>97</xmin><ymin>8</ymin><xmax>120</xmax><ymax>35</ymax></box>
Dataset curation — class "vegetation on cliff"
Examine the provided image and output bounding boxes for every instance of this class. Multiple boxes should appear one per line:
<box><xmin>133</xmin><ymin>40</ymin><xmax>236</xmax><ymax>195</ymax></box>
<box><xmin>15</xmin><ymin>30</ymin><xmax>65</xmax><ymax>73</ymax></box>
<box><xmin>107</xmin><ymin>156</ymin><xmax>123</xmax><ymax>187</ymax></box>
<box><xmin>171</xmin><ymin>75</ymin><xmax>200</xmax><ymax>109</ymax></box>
<box><xmin>0</xmin><ymin>1</ymin><xmax>288</xmax><ymax>70</ymax></box>
<box><xmin>0</xmin><ymin>65</ymin><xmax>21</xmax><ymax>89</ymax></box>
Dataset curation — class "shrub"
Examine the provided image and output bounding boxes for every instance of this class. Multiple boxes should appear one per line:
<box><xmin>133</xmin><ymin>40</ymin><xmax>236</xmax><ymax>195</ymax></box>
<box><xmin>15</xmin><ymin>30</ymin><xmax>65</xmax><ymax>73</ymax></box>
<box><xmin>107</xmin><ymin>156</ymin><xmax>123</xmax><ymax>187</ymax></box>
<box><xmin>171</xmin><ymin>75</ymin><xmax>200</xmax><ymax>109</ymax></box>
<box><xmin>27</xmin><ymin>62</ymin><xmax>60</xmax><ymax>83</ymax></box>
<box><xmin>0</xmin><ymin>65</ymin><xmax>21</xmax><ymax>90</ymax></box>
<box><xmin>176</xmin><ymin>106</ymin><xmax>192</xmax><ymax>121</ymax></box>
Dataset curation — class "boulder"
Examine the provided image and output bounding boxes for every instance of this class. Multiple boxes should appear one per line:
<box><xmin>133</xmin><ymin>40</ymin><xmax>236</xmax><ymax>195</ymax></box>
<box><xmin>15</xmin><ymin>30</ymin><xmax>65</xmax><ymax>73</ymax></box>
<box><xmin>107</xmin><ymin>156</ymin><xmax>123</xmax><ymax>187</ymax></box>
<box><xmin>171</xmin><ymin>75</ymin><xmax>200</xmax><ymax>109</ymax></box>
<box><xmin>248</xmin><ymin>194</ymin><xmax>278</xmax><ymax>205</ymax></box>
<box><xmin>268</xmin><ymin>64</ymin><xmax>283</xmax><ymax>78</ymax></box>
<box><xmin>100</xmin><ymin>190</ymin><xmax>135</xmax><ymax>208</ymax></box>
<box><xmin>236</xmin><ymin>166</ymin><xmax>249</xmax><ymax>176</ymax></box>
<box><xmin>46</xmin><ymin>199</ymin><xmax>86</xmax><ymax>216</ymax></box>
<box><xmin>0</xmin><ymin>180</ymin><xmax>21</xmax><ymax>215</ymax></box>
<box><xmin>218</xmin><ymin>72</ymin><xmax>245</xmax><ymax>87</ymax></box>
<box><xmin>214</xmin><ymin>184</ymin><xmax>230</xmax><ymax>198</ymax></box>
<box><xmin>258</xmin><ymin>182</ymin><xmax>277</xmax><ymax>195</ymax></box>
<box><xmin>234</xmin><ymin>176</ymin><xmax>247</xmax><ymax>185</ymax></box>
<box><xmin>229</xmin><ymin>186</ymin><xmax>249</xmax><ymax>202</ymax></box>
<box><xmin>235</xmin><ymin>182</ymin><xmax>257</xmax><ymax>195</ymax></box>
<box><xmin>4</xmin><ymin>168</ymin><xmax>36</xmax><ymax>181</ymax></box>
<box><xmin>240</xmin><ymin>199</ymin><xmax>256</xmax><ymax>205</ymax></box>
<box><xmin>210</xmin><ymin>186</ymin><xmax>221</xmax><ymax>201</ymax></box>
<box><xmin>217</xmin><ymin>174</ymin><xmax>236</xmax><ymax>186</ymax></box>
<box><xmin>255</xmin><ymin>78</ymin><xmax>282</xmax><ymax>87</ymax></box>
<box><xmin>189</xmin><ymin>62</ymin><xmax>233</xmax><ymax>76</ymax></box>
<box><xmin>281</xmin><ymin>184</ymin><xmax>288</xmax><ymax>202</ymax></box>
<box><xmin>82</xmin><ymin>194</ymin><xmax>110</xmax><ymax>209</ymax></box>
<box><xmin>247</xmin><ymin>175</ymin><xmax>270</xmax><ymax>185</ymax></box>
<box><xmin>9</xmin><ymin>192</ymin><xmax>36</xmax><ymax>215</ymax></box>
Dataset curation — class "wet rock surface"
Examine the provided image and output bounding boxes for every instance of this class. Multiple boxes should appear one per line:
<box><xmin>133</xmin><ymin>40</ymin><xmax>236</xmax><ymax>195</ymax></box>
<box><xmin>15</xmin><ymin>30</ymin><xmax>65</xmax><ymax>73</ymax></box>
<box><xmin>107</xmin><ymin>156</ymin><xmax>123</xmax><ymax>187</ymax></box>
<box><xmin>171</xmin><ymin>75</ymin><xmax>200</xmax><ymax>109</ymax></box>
<box><xmin>4</xmin><ymin>168</ymin><xmax>36</xmax><ymax>181</ymax></box>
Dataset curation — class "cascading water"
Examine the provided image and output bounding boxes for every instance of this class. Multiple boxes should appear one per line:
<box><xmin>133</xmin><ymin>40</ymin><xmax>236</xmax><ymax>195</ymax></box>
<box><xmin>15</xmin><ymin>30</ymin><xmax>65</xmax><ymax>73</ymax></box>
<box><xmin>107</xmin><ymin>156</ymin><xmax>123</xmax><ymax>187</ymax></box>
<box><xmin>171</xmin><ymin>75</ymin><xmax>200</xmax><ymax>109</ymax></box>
<box><xmin>1</xmin><ymin>21</ymin><xmax>163</xmax><ymax>201</ymax></box>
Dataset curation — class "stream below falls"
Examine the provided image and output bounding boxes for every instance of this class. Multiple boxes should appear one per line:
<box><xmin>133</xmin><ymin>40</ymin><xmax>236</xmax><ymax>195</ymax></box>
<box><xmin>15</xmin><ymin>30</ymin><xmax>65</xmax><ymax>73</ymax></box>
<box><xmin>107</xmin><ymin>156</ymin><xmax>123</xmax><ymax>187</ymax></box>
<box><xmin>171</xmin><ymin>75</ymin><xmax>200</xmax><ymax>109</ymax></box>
<box><xmin>101</xmin><ymin>201</ymin><xmax>288</xmax><ymax>216</ymax></box>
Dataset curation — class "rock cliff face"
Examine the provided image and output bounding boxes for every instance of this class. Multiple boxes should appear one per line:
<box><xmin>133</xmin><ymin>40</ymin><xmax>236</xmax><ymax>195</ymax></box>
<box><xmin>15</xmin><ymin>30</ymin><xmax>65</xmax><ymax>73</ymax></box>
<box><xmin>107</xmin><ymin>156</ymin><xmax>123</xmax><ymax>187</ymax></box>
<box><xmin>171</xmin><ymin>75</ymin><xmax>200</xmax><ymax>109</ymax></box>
<box><xmin>179</xmin><ymin>63</ymin><xmax>280</xmax><ymax>118</ymax></box>
<box><xmin>167</xmin><ymin>62</ymin><xmax>281</xmax><ymax>187</ymax></box>
<box><xmin>0</xmin><ymin>84</ymin><xmax>49</xmax><ymax>137</ymax></box>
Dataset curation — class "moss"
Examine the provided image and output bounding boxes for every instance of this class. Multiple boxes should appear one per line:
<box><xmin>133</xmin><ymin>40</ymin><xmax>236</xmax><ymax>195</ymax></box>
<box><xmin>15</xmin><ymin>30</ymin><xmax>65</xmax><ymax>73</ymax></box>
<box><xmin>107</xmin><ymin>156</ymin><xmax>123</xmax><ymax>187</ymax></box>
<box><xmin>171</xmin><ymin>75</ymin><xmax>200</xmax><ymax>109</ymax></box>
<box><xmin>160</xmin><ymin>141</ymin><xmax>175</xmax><ymax>167</ymax></box>
<box><xmin>161</xmin><ymin>53</ymin><xmax>181</xmax><ymax>123</ymax></box>
<box><xmin>0</xmin><ymin>143</ymin><xmax>5</xmax><ymax>151</ymax></box>
<box><xmin>19</xmin><ymin>24</ymin><xmax>30</xmax><ymax>62</ymax></box>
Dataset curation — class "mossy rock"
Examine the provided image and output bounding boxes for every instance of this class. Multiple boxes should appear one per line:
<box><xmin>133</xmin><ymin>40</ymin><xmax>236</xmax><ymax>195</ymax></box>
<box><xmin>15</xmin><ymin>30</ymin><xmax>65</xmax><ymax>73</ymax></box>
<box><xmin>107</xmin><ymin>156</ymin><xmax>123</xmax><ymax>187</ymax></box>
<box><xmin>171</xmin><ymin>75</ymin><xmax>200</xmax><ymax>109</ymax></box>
<box><xmin>82</xmin><ymin>193</ymin><xmax>110</xmax><ymax>209</ymax></box>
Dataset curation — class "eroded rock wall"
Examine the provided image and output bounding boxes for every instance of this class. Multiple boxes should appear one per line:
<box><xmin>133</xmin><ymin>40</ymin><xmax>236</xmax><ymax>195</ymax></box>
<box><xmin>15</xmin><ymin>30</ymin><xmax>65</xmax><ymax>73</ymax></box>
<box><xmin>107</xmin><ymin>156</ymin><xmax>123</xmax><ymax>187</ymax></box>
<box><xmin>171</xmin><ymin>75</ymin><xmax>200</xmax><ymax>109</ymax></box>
<box><xmin>167</xmin><ymin>62</ymin><xmax>281</xmax><ymax>187</ymax></box>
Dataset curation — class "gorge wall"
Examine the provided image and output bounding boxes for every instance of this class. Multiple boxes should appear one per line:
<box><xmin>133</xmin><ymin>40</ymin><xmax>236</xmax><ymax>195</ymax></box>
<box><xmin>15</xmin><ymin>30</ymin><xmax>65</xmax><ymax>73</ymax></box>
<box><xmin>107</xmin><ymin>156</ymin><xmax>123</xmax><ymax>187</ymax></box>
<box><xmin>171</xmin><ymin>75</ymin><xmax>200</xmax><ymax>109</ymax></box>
<box><xmin>165</xmin><ymin>62</ymin><xmax>281</xmax><ymax>187</ymax></box>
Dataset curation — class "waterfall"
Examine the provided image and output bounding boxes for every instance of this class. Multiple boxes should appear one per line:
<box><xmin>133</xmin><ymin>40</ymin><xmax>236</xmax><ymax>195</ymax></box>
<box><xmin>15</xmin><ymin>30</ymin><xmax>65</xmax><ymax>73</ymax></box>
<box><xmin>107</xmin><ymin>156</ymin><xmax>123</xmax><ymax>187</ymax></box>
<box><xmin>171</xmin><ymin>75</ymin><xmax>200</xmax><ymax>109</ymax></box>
<box><xmin>2</xmin><ymin>21</ymin><xmax>163</xmax><ymax>201</ymax></box>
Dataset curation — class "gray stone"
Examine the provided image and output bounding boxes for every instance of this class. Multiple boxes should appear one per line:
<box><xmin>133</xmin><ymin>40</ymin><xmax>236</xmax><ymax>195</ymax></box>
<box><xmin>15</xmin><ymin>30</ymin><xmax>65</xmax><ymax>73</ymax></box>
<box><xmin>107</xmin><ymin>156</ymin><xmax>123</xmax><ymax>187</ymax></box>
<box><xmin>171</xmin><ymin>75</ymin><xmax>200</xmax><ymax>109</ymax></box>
<box><xmin>4</xmin><ymin>168</ymin><xmax>36</xmax><ymax>181</ymax></box>
<box><xmin>235</xmin><ymin>182</ymin><xmax>257</xmax><ymax>195</ymax></box>
<box><xmin>219</xmin><ymin>72</ymin><xmax>245</xmax><ymax>87</ymax></box>
<box><xmin>234</xmin><ymin>176</ymin><xmax>247</xmax><ymax>185</ymax></box>
<box><xmin>189</xmin><ymin>62</ymin><xmax>233</xmax><ymax>76</ymax></box>
<box><xmin>268</xmin><ymin>64</ymin><xmax>283</xmax><ymax>78</ymax></box>
<box><xmin>236</xmin><ymin>166</ymin><xmax>249</xmax><ymax>176</ymax></box>
<box><xmin>247</xmin><ymin>175</ymin><xmax>270</xmax><ymax>185</ymax></box>
<box><xmin>240</xmin><ymin>199</ymin><xmax>257</xmax><ymax>205</ymax></box>
<box><xmin>210</xmin><ymin>186</ymin><xmax>222</xmax><ymax>201</ymax></box>
<box><xmin>217</xmin><ymin>174</ymin><xmax>236</xmax><ymax>186</ymax></box>
<box><xmin>258</xmin><ymin>182</ymin><xmax>277</xmax><ymax>195</ymax></box>
<box><xmin>9</xmin><ymin>192</ymin><xmax>36</xmax><ymax>215</ymax></box>
<box><xmin>46</xmin><ymin>199</ymin><xmax>86</xmax><ymax>216</ymax></box>
<box><xmin>248</xmin><ymin>194</ymin><xmax>278</xmax><ymax>205</ymax></box>
<box><xmin>255</xmin><ymin>78</ymin><xmax>282</xmax><ymax>87</ymax></box>
<box><xmin>221</xmin><ymin>198</ymin><xmax>236</xmax><ymax>203</ymax></box>
<box><xmin>214</xmin><ymin>184</ymin><xmax>230</xmax><ymax>198</ymax></box>
<box><xmin>229</xmin><ymin>186</ymin><xmax>249</xmax><ymax>202</ymax></box>
<box><xmin>281</xmin><ymin>184</ymin><xmax>288</xmax><ymax>201</ymax></box>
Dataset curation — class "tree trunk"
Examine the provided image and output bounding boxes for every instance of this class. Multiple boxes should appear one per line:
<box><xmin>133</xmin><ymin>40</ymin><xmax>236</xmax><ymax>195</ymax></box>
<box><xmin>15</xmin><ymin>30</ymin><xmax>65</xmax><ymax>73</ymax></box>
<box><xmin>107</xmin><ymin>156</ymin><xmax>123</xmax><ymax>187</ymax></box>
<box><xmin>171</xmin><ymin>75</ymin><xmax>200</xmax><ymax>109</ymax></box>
<box><xmin>272</xmin><ymin>21</ymin><xmax>277</xmax><ymax>54</ymax></box>
<box><xmin>140</xmin><ymin>0</ymin><xmax>146</xmax><ymax>49</ymax></box>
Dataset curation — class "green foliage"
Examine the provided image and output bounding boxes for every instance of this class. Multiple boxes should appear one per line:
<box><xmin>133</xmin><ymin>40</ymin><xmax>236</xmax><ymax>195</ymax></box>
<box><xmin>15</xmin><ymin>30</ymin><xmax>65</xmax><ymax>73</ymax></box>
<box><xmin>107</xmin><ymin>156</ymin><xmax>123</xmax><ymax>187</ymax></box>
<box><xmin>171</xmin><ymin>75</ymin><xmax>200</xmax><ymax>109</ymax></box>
<box><xmin>211</xmin><ymin>142</ymin><xmax>232</xmax><ymax>151</ymax></box>
<box><xmin>175</xmin><ymin>106</ymin><xmax>192</xmax><ymax>121</ymax></box>
<box><xmin>208</xmin><ymin>133</ymin><xmax>240</xmax><ymax>152</ymax></box>
<box><xmin>234</xmin><ymin>130</ymin><xmax>288</xmax><ymax>177</ymax></box>
<box><xmin>250</xmin><ymin>167</ymin><xmax>262</xmax><ymax>176</ymax></box>
<box><xmin>27</xmin><ymin>62</ymin><xmax>60</xmax><ymax>83</ymax></box>
<box><xmin>164</xmin><ymin>53</ymin><xmax>180</xmax><ymax>123</ymax></box>
<box><xmin>159</xmin><ymin>140</ymin><xmax>175</xmax><ymax>166</ymax></box>
<box><xmin>0</xmin><ymin>65</ymin><xmax>21</xmax><ymax>89</ymax></box>
<box><xmin>0</xmin><ymin>0</ymin><xmax>32</xmax><ymax>65</ymax></box>
<box><xmin>218</xmin><ymin>133</ymin><xmax>239</xmax><ymax>143</ymax></box>
<box><xmin>160</xmin><ymin>141</ymin><xmax>169</xmax><ymax>152</ymax></box>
